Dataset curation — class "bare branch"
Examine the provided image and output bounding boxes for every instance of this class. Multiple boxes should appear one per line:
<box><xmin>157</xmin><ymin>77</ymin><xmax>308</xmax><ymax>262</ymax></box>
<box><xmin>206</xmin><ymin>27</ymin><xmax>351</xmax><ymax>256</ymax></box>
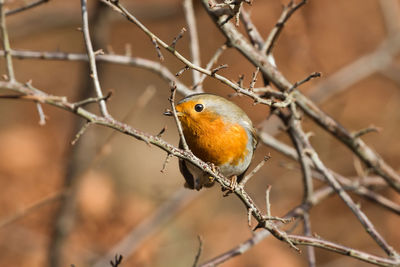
<box><xmin>183</xmin><ymin>0</ymin><xmax>202</xmax><ymax>91</ymax></box>
<box><xmin>0</xmin><ymin>49</ymin><xmax>194</xmax><ymax>96</ymax></box>
<box><xmin>262</xmin><ymin>0</ymin><xmax>307</xmax><ymax>55</ymax></box>
<box><xmin>6</xmin><ymin>0</ymin><xmax>49</xmax><ymax>16</ymax></box>
<box><xmin>168</xmin><ymin>82</ymin><xmax>189</xmax><ymax>151</ymax></box>
<box><xmin>288</xmin><ymin>72</ymin><xmax>321</xmax><ymax>93</ymax></box>
<box><xmin>35</xmin><ymin>101</ymin><xmax>46</xmax><ymax>125</ymax></box>
<box><xmin>352</xmin><ymin>125</ymin><xmax>381</xmax><ymax>139</ymax></box>
<box><xmin>211</xmin><ymin>64</ymin><xmax>228</xmax><ymax>76</ymax></box>
<box><xmin>202</xmin><ymin>0</ymin><xmax>400</xmax><ymax>192</ymax></box>
<box><xmin>193</xmin><ymin>44</ymin><xmax>227</xmax><ymax>90</ymax></box>
<box><xmin>303</xmin><ymin>213</ymin><xmax>316</xmax><ymax>267</ymax></box>
<box><xmin>192</xmin><ymin>235</ymin><xmax>204</xmax><ymax>267</ymax></box>
<box><xmin>239</xmin><ymin>155</ymin><xmax>270</xmax><ymax>187</ymax></box>
<box><xmin>0</xmin><ymin>191</ymin><xmax>64</xmax><ymax>229</ymax></box>
<box><xmin>80</xmin><ymin>0</ymin><xmax>110</xmax><ymax>117</ymax></box>
<box><xmin>0</xmin><ymin>0</ymin><xmax>15</xmax><ymax>82</ymax></box>
<box><xmin>93</xmin><ymin>189</ymin><xmax>198</xmax><ymax>267</ymax></box>
<box><xmin>2</xmin><ymin>68</ymin><xmax>399</xmax><ymax>267</ymax></box>
<box><xmin>281</xmin><ymin>111</ymin><xmax>399</xmax><ymax>258</ymax></box>
<box><xmin>71</xmin><ymin>121</ymin><xmax>92</xmax><ymax>146</ymax></box>
<box><xmin>309</xmin><ymin>34</ymin><xmax>400</xmax><ymax>104</ymax></box>
<box><xmin>100</xmin><ymin>0</ymin><xmax>291</xmax><ymax>108</ymax></box>
<box><xmin>151</xmin><ymin>36</ymin><xmax>165</xmax><ymax>61</ymax></box>
<box><xmin>240</xmin><ymin>9</ymin><xmax>264</xmax><ymax>48</ymax></box>
<box><xmin>170</xmin><ymin>27</ymin><xmax>187</xmax><ymax>49</ymax></box>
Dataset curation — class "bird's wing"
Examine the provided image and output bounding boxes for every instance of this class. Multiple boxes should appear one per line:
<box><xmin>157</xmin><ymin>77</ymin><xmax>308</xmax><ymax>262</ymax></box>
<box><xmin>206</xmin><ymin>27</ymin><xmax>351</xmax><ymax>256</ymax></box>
<box><xmin>179</xmin><ymin>140</ymin><xmax>195</xmax><ymax>189</ymax></box>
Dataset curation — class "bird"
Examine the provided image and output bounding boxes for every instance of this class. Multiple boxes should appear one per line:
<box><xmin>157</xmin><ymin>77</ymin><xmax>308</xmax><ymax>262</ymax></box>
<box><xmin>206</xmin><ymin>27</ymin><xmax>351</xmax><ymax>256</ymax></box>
<box><xmin>165</xmin><ymin>93</ymin><xmax>257</xmax><ymax>190</ymax></box>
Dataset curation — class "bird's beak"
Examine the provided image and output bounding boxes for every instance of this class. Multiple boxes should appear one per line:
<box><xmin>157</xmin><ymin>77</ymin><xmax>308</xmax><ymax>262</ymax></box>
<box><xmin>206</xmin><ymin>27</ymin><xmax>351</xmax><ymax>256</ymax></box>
<box><xmin>163</xmin><ymin>110</ymin><xmax>173</xmax><ymax>116</ymax></box>
<box><xmin>163</xmin><ymin>109</ymin><xmax>183</xmax><ymax>117</ymax></box>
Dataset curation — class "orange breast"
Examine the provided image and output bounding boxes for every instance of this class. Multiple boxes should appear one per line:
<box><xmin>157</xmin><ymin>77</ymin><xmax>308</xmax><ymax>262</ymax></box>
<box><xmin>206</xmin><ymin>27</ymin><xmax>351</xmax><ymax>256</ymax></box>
<box><xmin>180</xmin><ymin>111</ymin><xmax>249</xmax><ymax>166</ymax></box>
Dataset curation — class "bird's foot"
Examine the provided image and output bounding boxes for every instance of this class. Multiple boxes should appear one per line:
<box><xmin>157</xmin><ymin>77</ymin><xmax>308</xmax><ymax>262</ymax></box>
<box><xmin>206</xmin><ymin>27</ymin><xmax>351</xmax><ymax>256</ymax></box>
<box><xmin>222</xmin><ymin>175</ymin><xmax>237</xmax><ymax>197</ymax></box>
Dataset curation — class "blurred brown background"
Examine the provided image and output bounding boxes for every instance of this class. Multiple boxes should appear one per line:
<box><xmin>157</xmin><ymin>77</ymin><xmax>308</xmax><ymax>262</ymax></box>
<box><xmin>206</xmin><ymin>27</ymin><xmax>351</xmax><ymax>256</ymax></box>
<box><xmin>0</xmin><ymin>0</ymin><xmax>399</xmax><ymax>266</ymax></box>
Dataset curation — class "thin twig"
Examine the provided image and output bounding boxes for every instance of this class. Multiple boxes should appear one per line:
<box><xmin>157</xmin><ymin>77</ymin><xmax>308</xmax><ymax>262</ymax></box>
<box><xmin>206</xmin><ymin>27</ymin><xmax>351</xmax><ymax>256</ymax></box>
<box><xmin>93</xmin><ymin>188</ymin><xmax>198</xmax><ymax>267</ymax></box>
<box><xmin>176</xmin><ymin>65</ymin><xmax>190</xmax><ymax>77</ymax></box>
<box><xmin>288</xmin><ymin>114</ymin><xmax>313</xmax><ymax>201</ymax></box>
<box><xmin>160</xmin><ymin>153</ymin><xmax>173</xmax><ymax>173</ymax></box>
<box><xmin>6</xmin><ymin>0</ymin><xmax>49</xmax><ymax>16</ymax></box>
<box><xmin>0</xmin><ymin>0</ymin><xmax>15</xmax><ymax>82</ymax></box>
<box><xmin>265</xmin><ymin>185</ymin><xmax>272</xmax><ymax>217</ymax></box>
<box><xmin>0</xmin><ymin>49</ymin><xmax>194</xmax><ymax>95</ymax></box>
<box><xmin>151</xmin><ymin>36</ymin><xmax>164</xmax><ymax>61</ymax></box>
<box><xmin>71</xmin><ymin>121</ymin><xmax>92</xmax><ymax>145</ymax></box>
<box><xmin>211</xmin><ymin>64</ymin><xmax>228</xmax><ymax>75</ymax></box>
<box><xmin>72</xmin><ymin>91</ymin><xmax>113</xmax><ymax>109</ymax></box>
<box><xmin>110</xmin><ymin>254</ymin><xmax>123</xmax><ymax>267</ymax></box>
<box><xmin>288</xmin><ymin>72</ymin><xmax>321</xmax><ymax>93</ymax></box>
<box><xmin>192</xmin><ymin>235</ymin><xmax>204</xmax><ymax>267</ymax></box>
<box><xmin>193</xmin><ymin>44</ymin><xmax>227</xmax><ymax>90</ymax></box>
<box><xmin>169</xmin><ymin>82</ymin><xmax>189</xmax><ymax>151</ymax></box>
<box><xmin>0</xmin><ymin>190</ymin><xmax>65</xmax><ymax>229</ymax></box>
<box><xmin>81</xmin><ymin>0</ymin><xmax>110</xmax><ymax>117</ymax></box>
<box><xmin>35</xmin><ymin>101</ymin><xmax>46</xmax><ymax>125</ymax></box>
<box><xmin>303</xmin><ymin>212</ymin><xmax>316</xmax><ymax>267</ymax></box>
<box><xmin>240</xmin><ymin>9</ymin><xmax>264</xmax><ymax>48</ymax></box>
<box><xmin>183</xmin><ymin>0</ymin><xmax>202</xmax><ymax>91</ymax></box>
<box><xmin>249</xmin><ymin>67</ymin><xmax>259</xmax><ymax>92</ymax></box>
<box><xmin>100</xmin><ymin>0</ymin><xmax>291</xmax><ymax>108</ymax></box>
<box><xmin>352</xmin><ymin>125</ymin><xmax>381</xmax><ymax>139</ymax></box>
<box><xmin>170</xmin><ymin>27</ymin><xmax>186</xmax><ymax>49</ymax></box>
<box><xmin>262</xmin><ymin>0</ymin><xmax>307</xmax><ymax>55</ymax></box>
<box><xmin>239</xmin><ymin>155</ymin><xmax>270</xmax><ymax>187</ymax></box>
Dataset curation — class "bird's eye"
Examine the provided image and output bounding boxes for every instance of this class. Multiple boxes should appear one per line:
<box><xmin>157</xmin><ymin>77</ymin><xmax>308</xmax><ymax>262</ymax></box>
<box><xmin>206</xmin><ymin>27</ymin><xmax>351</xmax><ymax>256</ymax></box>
<box><xmin>194</xmin><ymin>104</ymin><xmax>204</xmax><ymax>112</ymax></box>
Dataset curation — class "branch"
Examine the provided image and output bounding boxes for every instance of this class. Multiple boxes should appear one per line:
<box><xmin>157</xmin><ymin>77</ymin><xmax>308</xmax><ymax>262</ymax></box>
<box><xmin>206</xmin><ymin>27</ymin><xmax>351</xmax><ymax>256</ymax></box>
<box><xmin>5</xmin><ymin>0</ymin><xmax>49</xmax><ymax>16</ymax></box>
<box><xmin>262</xmin><ymin>0</ymin><xmax>307</xmax><ymax>55</ymax></box>
<box><xmin>0</xmin><ymin>0</ymin><xmax>15</xmax><ymax>81</ymax></box>
<box><xmin>100</xmin><ymin>0</ymin><xmax>291</xmax><ymax>108</ymax></box>
<box><xmin>0</xmin><ymin>191</ymin><xmax>64</xmax><ymax>229</ymax></box>
<box><xmin>92</xmin><ymin>189</ymin><xmax>198</xmax><ymax>267</ymax></box>
<box><xmin>0</xmin><ymin>49</ymin><xmax>194</xmax><ymax>96</ymax></box>
<box><xmin>259</xmin><ymin>131</ymin><xmax>400</xmax><ymax>215</ymax></box>
<box><xmin>199</xmin><ymin>185</ymin><xmax>398</xmax><ymax>267</ymax></box>
<box><xmin>4</xmin><ymin>80</ymin><xmax>393</xmax><ymax>265</ymax></box>
<box><xmin>183</xmin><ymin>0</ymin><xmax>202</xmax><ymax>91</ymax></box>
<box><xmin>80</xmin><ymin>0</ymin><xmax>110</xmax><ymax>117</ymax></box>
<box><xmin>201</xmin><ymin>0</ymin><xmax>400</xmax><ymax>193</ymax></box>
<box><xmin>281</xmin><ymin>110</ymin><xmax>399</xmax><ymax>258</ymax></box>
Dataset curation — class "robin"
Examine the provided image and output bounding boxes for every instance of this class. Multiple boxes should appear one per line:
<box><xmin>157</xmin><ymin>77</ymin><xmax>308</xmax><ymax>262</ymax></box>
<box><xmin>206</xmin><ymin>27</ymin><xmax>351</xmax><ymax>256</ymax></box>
<box><xmin>165</xmin><ymin>93</ymin><xmax>257</xmax><ymax>190</ymax></box>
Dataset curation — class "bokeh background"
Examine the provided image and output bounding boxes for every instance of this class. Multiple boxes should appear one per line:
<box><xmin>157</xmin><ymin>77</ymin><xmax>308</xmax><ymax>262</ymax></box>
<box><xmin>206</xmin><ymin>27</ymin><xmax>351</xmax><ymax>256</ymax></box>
<box><xmin>0</xmin><ymin>0</ymin><xmax>399</xmax><ymax>266</ymax></box>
